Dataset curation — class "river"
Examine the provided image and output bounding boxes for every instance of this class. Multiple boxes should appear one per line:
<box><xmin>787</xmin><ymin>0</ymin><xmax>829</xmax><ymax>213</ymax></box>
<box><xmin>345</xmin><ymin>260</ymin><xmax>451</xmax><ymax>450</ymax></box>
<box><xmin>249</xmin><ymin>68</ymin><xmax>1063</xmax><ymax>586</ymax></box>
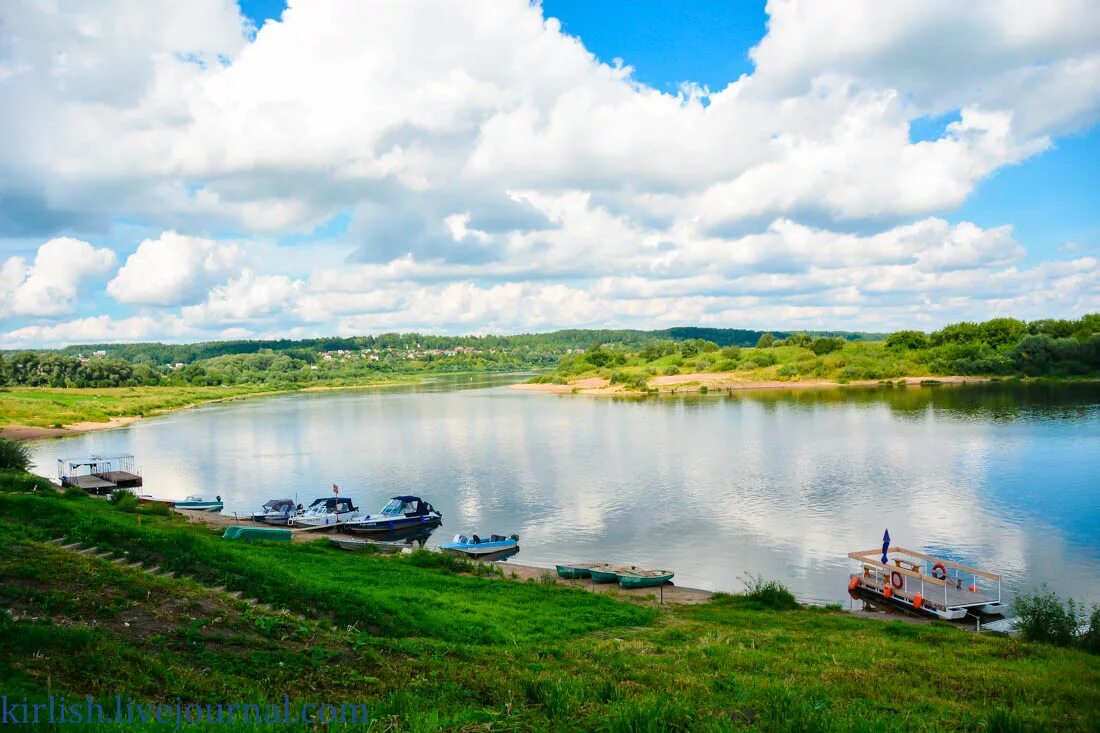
<box><xmin>30</xmin><ymin>375</ymin><xmax>1100</xmax><ymax>605</ymax></box>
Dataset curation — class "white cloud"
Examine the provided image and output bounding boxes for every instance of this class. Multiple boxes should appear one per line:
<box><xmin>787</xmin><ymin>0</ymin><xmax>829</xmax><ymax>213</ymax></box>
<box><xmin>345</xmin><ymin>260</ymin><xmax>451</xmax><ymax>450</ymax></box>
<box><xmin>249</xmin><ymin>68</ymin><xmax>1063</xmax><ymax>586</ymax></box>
<box><xmin>107</xmin><ymin>230</ymin><xmax>243</xmax><ymax>305</ymax></box>
<box><xmin>1</xmin><ymin>1</ymin><xmax>1098</xmax><ymax>345</ymax></box>
<box><xmin>180</xmin><ymin>269</ymin><xmax>301</xmax><ymax>324</ymax></box>
<box><xmin>0</xmin><ymin>237</ymin><xmax>116</xmax><ymax>316</ymax></box>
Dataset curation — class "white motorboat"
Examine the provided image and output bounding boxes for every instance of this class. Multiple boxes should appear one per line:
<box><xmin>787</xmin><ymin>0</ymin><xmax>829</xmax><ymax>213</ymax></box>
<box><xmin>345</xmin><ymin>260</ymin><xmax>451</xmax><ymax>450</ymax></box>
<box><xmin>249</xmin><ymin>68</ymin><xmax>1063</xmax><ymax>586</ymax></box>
<box><xmin>288</xmin><ymin>497</ymin><xmax>358</xmax><ymax>527</ymax></box>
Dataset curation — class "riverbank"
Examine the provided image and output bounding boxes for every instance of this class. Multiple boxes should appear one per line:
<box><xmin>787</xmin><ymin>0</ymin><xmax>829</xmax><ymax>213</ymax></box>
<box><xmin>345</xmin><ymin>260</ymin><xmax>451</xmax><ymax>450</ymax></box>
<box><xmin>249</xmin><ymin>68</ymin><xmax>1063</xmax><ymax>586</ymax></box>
<box><xmin>512</xmin><ymin>374</ymin><xmax>991</xmax><ymax>395</ymax></box>
<box><xmin>1</xmin><ymin>489</ymin><xmax>1097</xmax><ymax>731</ymax></box>
<box><xmin>0</xmin><ymin>376</ymin><xmax>425</xmax><ymax>440</ymax></box>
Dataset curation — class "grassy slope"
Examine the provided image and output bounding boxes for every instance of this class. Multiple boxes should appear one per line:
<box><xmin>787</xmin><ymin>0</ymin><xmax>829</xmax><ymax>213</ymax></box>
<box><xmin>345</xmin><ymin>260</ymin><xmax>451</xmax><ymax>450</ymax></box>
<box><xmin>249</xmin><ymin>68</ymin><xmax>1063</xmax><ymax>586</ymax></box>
<box><xmin>0</xmin><ymin>492</ymin><xmax>1097</xmax><ymax>731</ymax></box>
<box><xmin>0</xmin><ymin>375</ymin><xmax>417</xmax><ymax>429</ymax></box>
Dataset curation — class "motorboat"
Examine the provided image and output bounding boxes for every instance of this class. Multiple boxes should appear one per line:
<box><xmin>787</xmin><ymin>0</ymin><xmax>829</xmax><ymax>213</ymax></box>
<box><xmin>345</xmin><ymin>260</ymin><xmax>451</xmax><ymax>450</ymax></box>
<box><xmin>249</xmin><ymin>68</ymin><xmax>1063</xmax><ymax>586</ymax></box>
<box><xmin>288</xmin><ymin>497</ymin><xmax>359</xmax><ymax>528</ymax></box>
<box><xmin>343</xmin><ymin>496</ymin><xmax>442</xmax><ymax>535</ymax></box>
<box><xmin>138</xmin><ymin>494</ymin><xmax>223</xmax><ymax>512</ymax></box>
<box><xmin>251</xmin><ymin>498</ymin><xmax>297</xmax><ymax>524</ymax></box>
<box><xmin>440</xmin><ymin>533</ymin><xmax>519</xmax><ymax>559</ymax></box>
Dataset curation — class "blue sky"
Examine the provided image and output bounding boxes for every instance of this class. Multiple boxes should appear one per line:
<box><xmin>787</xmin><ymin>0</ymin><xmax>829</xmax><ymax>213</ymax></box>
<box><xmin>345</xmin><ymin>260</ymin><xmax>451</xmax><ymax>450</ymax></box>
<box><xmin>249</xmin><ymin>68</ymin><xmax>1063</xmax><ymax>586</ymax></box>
<box><xmin>1</xmin><ymin>1</ymin><xmax>1098</xmax><ymax>345</ymax></box>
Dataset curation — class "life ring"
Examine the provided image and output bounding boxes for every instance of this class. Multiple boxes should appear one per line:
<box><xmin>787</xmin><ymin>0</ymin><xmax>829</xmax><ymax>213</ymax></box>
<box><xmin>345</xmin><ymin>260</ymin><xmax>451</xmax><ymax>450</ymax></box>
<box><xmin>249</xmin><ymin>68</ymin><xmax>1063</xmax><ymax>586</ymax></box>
<box><xmin>890</xmin><ymin>570</ymin><xmax>904</xmax><ymax>589</ymax></box>
<box><xmin>931</xmin><ymin>562</ymin><xmax>947</xmax><ymax>580</ymax></box>
<box><xmin>968</xmin><ymin>583</ymin><xmax>979</xmax><ymax>593</ymax></box>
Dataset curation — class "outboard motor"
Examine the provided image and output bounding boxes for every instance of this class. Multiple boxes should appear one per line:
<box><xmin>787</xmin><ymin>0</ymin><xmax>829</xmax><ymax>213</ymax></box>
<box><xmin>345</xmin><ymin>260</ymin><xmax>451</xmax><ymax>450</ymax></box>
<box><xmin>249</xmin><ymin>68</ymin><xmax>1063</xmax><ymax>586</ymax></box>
<box><xmin>454</xmin><ymin>534</ymin><xmax>468</xmax><ymax>544</ymax></box>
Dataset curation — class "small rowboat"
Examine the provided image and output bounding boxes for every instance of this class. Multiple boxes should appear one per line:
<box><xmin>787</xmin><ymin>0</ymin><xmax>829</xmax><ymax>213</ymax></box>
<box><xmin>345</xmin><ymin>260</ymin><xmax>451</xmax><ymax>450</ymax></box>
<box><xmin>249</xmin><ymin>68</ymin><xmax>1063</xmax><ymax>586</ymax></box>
<box><xmin>589</xmin><ymin>564</ymin><xmax>637</xmax><ymax>584</ymax></box>
<box><xmin>556</xmin><ymin>563</ymin><xmax>598</xmax><ymax>579</ymax></box>
<box><xmin>617</xmin><ymin>569</ymin><xmax>675</xmax><ymax>589</ymax></box>
<box><xmin>328</xmin><ymin>537</ymin><xmax>408</xmax><ymax>553</ymax></box>
<box><xmin>222</xmin><ymin>526</ymin><xmax>291</xmax><ymax>542</ymax></box>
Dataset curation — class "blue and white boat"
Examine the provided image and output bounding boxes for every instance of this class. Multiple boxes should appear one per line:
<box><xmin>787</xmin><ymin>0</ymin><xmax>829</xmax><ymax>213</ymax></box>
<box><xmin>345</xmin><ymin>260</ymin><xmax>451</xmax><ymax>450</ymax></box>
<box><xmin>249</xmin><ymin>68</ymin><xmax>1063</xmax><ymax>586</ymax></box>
<box><xmin>343</xmin><ymin>496</ymin><xmax>442</xmax><ymax>535</ymax></box>
<box><xmin>288</xmin><ymin>497</ymin><xmax>359</xmax><ymax>527</ymax></box>
<box><xmin>440</xmin><ymin>533</ymin><xmax>519</xmax><ymax>558</ymax></box>
<box><xmin>251</xmin><ymin>498</ymin><xmax>297</xmax><ymax>524</ymax></box>
<box><xmin>139</xmin><ymin>494</ymin><xmax>223</xmax><ymax>512</ymax></box>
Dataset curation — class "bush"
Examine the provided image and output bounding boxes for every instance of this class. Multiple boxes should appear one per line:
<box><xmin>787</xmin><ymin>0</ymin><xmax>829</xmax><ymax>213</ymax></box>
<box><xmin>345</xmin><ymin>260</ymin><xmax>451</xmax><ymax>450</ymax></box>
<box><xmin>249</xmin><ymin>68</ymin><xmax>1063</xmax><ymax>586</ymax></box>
<box><xmin>1014</xmin><ymin>587</ymin><xmax>1084</xmax><ymax>647</ymax></box>
<box><xmin>0</xmin><ymin>438</ymin><xmax>32</xmax><ymax>472</ymax></box>
<box><xmin>751</xmin><ymin>351</ymin><xmax>777</xmax><ymax>367</ymax></box>
<box><xmin>756</xmin><ymin>333</ymin><xmax>775</xmax><ymax>348</ymax></box>
<box><xmin>719</xmin><ymin>346</ymin><xmax>741</xmax><ymax>360</ymax></box>
<box><xmin>734</xmin><ymin>574</ymin><xmax>799</xmax><ymax>610</ymax></box>
<box><xmin>810</xmin><ymin>337</ymin><xmax>845</xmax><ymax>355</ymax></box>
<box><xmin>63</xmin><ymin>488</ymin><xmax>88</xmax><ymax>500</ymax></box>
<box><xmin>108</xmin><ymin>489</ymin><xmax>140</xmax><ymax>513</ymax></box>
<box><xmin>610</xmin><ymin>371</ymin><xmax>648</xmax><ymax>391</ymax></box>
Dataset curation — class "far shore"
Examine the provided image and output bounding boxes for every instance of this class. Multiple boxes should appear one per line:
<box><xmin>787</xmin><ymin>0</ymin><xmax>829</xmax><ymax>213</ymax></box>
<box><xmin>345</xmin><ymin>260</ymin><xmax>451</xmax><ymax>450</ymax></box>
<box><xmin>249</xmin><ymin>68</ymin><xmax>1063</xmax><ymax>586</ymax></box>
<box><xmin>510</xmin><ymin>374</ymin><xmax>992</xmax><ymax>396</ymax></box>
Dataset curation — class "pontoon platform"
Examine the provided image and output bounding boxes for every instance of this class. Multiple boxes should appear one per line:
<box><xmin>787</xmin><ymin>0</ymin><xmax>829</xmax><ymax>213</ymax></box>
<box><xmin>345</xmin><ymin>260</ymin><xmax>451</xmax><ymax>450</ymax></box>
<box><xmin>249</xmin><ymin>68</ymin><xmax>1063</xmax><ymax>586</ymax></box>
<box><xmin>848</xmin><ymin>546</ymin><xmax>1006</xmax><ymax>621</ymax></box>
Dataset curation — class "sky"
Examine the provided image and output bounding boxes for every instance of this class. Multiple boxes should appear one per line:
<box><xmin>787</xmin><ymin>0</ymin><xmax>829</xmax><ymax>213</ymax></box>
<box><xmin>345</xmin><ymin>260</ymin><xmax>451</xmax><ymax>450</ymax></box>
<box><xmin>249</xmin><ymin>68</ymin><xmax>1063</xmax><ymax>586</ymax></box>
<box><xmin>1</xmin><ymin>0</ymin><xmax>1098</xmax><ymax>347</ymax></box>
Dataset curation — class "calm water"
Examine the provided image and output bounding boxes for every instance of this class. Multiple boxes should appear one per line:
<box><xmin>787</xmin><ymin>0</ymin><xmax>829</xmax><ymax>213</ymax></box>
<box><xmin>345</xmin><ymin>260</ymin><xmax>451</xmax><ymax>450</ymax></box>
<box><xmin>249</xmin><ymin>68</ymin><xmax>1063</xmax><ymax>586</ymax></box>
<box><xmin>30</xmin><ymin>376</ymin><xmax>1100</xmax><ymax>605</ymax></box>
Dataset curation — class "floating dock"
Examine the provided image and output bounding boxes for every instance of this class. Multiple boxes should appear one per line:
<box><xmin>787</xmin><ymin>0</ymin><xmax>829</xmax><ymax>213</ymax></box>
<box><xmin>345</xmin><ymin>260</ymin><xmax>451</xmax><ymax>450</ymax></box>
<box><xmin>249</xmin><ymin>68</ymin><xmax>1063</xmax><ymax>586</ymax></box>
<box><xmin>848</xmin><ymin>546</ymin><xmax>1006</xmax><ymax>620</ymax></box>
<box><xmin>58</xmin><ymin>455</ymin><xmax>142</xmax><ymax>495</ymax></box>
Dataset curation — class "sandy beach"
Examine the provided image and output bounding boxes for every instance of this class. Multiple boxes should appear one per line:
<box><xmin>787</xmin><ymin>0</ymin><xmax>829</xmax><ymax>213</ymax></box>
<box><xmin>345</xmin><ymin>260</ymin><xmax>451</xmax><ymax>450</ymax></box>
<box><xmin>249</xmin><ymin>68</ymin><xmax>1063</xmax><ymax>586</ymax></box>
<box><xmin>511</xmin><ymin>374</ymin><xmax>990</xmax><ymax>396</ymax></box>
<box><xmin>0</xmin><ymin>416</ymin><xmax>142</xmax><ymax>442</ymax></box>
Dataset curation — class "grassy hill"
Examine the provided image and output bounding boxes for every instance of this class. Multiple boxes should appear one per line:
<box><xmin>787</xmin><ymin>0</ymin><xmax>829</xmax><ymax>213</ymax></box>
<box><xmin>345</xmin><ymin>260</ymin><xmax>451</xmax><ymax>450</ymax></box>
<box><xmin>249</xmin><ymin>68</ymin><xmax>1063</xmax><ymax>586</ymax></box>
<box><xmin>1</xmin><ymin>489</ymin><xmax>1097</xmax><ymax>731</ymax></box>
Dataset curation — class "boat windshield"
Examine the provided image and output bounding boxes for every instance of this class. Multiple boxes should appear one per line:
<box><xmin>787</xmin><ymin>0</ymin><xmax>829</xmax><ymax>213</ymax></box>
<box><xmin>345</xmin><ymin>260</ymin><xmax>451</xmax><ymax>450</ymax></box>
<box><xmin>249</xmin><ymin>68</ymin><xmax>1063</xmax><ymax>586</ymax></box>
<box><xmin>380</xmin><ymin>499</ymin><xmax>405</xmax><ymax>516</ymax></box>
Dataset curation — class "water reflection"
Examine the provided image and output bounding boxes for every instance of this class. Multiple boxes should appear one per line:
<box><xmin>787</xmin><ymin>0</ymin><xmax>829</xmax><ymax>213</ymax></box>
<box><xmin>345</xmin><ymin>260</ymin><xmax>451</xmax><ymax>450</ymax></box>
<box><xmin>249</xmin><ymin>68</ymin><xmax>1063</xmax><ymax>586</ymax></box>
<box><xmin>30</xmin><ymin>379</ymin><xmax>1100</xmax><ymax>605</ymax></box>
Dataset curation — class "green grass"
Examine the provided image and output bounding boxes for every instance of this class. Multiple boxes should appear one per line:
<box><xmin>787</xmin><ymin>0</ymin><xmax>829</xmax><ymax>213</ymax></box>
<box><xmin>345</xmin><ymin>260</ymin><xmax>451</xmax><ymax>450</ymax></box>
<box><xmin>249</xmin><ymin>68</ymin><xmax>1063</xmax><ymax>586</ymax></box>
<box><xmin>1</xmin><ymin>492</ymin><xmax>1097</xmax><ymax>731</ymax></box>
<box><xmin>0</xmin><ymin>377</ymin><xmax>415</xmax><ymax>429</ymax></box>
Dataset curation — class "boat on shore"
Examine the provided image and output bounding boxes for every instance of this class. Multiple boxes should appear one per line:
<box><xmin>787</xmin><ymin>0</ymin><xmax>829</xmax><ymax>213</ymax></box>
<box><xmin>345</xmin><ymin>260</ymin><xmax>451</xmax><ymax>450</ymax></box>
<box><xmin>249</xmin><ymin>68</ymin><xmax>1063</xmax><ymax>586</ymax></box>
<box><xmin>343</xmin><ymin>496</ymin><xmax>442</xmax><ymax>535</ymax></box>
<box><xmin>589</xmin><ymin>564</ymin><xmax>638</xmax><ymax>584</ymax></box>
<box><xmin>556</xmin><ymin>562</ymin><xmax>598</xmax><ymax>579</ymax></box>
<box><xmin>617</xmin><ymin>569</ymin><xmax>675</xmax><ymax>588</ymax></box>
<box><xmin>848</xmin><ymin>541</ymin><xmax>1007</xmax><ymax>621</ymax></box>
<box><xmin>250</xmin><ymin>499</ymin><xmax>298</xmax><ymax>524</ymax></box>
<box><xmin>139</xmin><ymin>494</ymin><xmax>224</xmax><ymax>512</ymax></box>
<box><xmin>328</xmin><ymin>536</ymin><xmax>412</xmax><ymax>553</ymax></box>
<box><xmin>222</xmin><ymin>525</ymin><xmax>291</xmax><ymax>542</ymax></box>
<box><xmin>288</xmin><ymin>497</ymin><xmax>359</xmax><ymax>527</ymax></box>
<box><xmin>440</xmin><ymin>533</ymin><xmax>519</xmax><ymax>559</ymax></box>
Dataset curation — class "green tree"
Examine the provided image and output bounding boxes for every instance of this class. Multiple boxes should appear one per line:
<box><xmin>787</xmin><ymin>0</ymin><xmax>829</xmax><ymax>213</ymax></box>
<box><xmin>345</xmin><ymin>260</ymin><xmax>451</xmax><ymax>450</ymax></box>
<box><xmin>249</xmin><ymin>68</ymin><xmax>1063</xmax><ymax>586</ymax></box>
<box><xmin>0</xmin><ymin>438</ymin><xmax>32</xmax><ymax>472</ymax></box>
<box><xmin>930</xmin><ymin>322</ymin><xmax>980</xmax><ymax>346</ymax></box>
<box><xmin>978</xmin><ymin>318</ymin><xmax>1027</xmax><ymax>349</ymax></box>
<box><xmin>756</xmin><ymin>333</ymin><xmax>775</xmax><ymax>348</ymax></box>
<box><xmin>810</xmin><ymin>337</ymin><xmax>844</xmax><ymax>355</ymax></box>
<box><xmin>885</xmin><ymin>330</ymin><xmax>929</xmax><ymax>350</ymax></box>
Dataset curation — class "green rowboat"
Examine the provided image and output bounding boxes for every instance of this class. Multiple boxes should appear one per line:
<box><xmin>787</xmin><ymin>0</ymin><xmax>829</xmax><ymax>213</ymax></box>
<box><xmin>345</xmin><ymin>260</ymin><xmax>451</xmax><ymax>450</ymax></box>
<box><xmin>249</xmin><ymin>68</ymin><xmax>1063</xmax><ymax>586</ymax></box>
<box><xmin>555</xmin><ymin>563</ymin><xmax>598</xmax><ymax>579</ymax></box>
<box><xmin>589</xmin><ymin>564</ymin><xmax>637</xmax><ymax>584</ymax></box>
<box><xmin>222</xmin><ymin>526</ymin><xmax>292</xmax><ymax>542</ymax></box>
<box><xmin>617</xmin><ymin>569</ymin><xmax>675</xmax><ymax>589</ymax></box>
